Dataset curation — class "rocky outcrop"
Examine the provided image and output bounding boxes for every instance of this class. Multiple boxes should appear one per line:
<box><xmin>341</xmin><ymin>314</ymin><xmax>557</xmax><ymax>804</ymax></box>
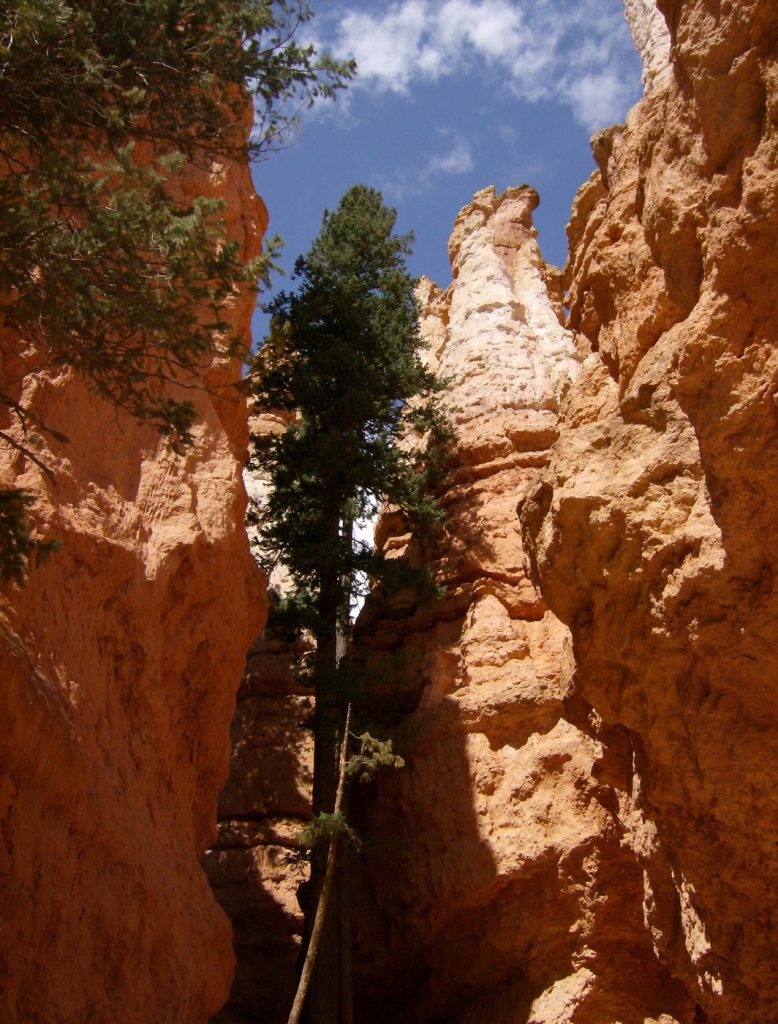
<box><xmin>0</xmin><ymin>153</ymin><xmax>266</xmax><ymax>1019</ymax></box>
<box><xmin>624</xmin><ymin>0</ymin><xmax>672</xmax><ymax>91</ymax></box>
<box><xmin>348</xmin><ymin>186</ymin><xmax>696</xmax><ymax>1023</ymax></box>
<box><xmin>521</xmin><ymin>1</ymin><xmax>778</xmax><ymax>1021</ymax></box>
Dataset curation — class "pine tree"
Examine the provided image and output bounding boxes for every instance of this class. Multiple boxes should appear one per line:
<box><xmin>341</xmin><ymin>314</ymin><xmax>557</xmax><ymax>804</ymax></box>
<box><xmin>250</xmin><ymin>184</ymin><xmax>449</xmax><ymax>1022</ymax></box>
<box><xmin>0</xmin><ymin>0</ymin><xmax>355</xmax><ymax>583</ymax></box>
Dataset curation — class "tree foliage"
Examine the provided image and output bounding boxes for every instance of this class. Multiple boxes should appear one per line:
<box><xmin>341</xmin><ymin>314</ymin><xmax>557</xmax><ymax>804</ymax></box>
<box><xmin>250</xmin><ymin>184</ymin><xmax>449</xmax><ymax>628</ymax></box>
<box><xmin>0</xmin><ymin>488</ymin><xmax>59</xmax><ymax>584</ymax></box>
<box><xmin>249</xmin><ymin>184</ymin><xmax>451</xmax><ymax>1021</ymax></box>
<box><xmin>0</xmin><ymin>0</ymin><xmax>354</xmax><ymax>583</ymax></box>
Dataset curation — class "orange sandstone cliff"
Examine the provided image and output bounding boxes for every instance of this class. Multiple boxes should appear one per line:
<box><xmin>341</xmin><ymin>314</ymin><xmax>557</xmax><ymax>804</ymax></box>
<box><xmin>349</xmin><ymin>186</ymin><xmax>695</xmax><ymax>1024</ymax></box>
<box><xmin>0</xmin><ymin>150</ymin><xmax>267</xmax><ymax>1019</ymax></box>
<box><xmin>521</xmin><ymin>0</ymin><xmax>778</xmax><ymax>1020</ymax></box>
<box><xmin>205</xmin><ymin>2</ymin><xmax>778</xmax><ymax>1022</ymax></box>
<box><xmin>352</xmin><ymin>1</ymin><xmax>778</xmax><ymax>1020</ymax></box>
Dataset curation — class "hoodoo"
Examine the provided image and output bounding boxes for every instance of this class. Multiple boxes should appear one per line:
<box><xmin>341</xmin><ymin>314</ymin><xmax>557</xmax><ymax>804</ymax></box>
<box><xmin>348</xmin><ymin>185</ymin><xmax>695</xmax><ymax>1022</ymax></box>
<box><xmin>210</xmin><ymin>2</ymin><xmax>778</xmax><ymax>1021</ymax></box>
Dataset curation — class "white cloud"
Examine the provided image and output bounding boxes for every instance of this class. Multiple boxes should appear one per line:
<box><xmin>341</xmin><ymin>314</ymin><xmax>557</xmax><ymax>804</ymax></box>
<box><xmin>335</xmin><ymin>1</ymin><xmax>429</xmax><ymax>93</ymax></box>
<box><xmin>326</xmin><ymin>0</ymin><xmax>641</xmax><ymax>130</ymax></box>
<box><xmin>427</xmin><ymin>135</ymin><xmax>475</xmax><ymax>176</ymax></box>
<box><xmin>563</xmin><ymin>70</ymin><xmax>633</xmax><ymax>132</ymax></box>
<box><xmin>497</xmin><ymin>123</ymin><xmax>520</xmax><ymax>145</ymax></box>
<box><xmin>432</xmin><ymin>0</ymin><xmax>523</xmax><ymax>64</ymax></box>
<box><xmin>379</xmin><ymin>131</ymin><xmax>474</xmax><ymax>199</ymax></box>
<box><xmin>463</xmin><ymin>1</ymin><xmax>523</xmax><ymax>60</ymax></box>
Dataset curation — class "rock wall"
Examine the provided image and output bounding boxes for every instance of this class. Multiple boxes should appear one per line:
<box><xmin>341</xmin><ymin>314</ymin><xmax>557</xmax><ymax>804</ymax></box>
<box><xmin>348</xmin><ymin>186</ymin><xmax>696</xmax><ymax>1023</ymax></box>
<box><xmin>353</xmin><ymin>3</ymin><xmax>778</xmax><ymax>1008</ymax></box>
<box><xmin>624</xmin><ymin>0</ymin><xmax>672</xmax><ymax>91</ymax></box>
<box><xmin>521</xmin><ymin>0</ymin><xmax>778</xmax><ymax>1021</ymax></box>
<box><xmin>197</xmin><ymin>3</ymin><xmax>778</xmax><ymax>1021</ymax></box>
<box><xmin>0</xmin><ymin>152</ymin><xmax>267</xmax><ymax>1020</ymax></box>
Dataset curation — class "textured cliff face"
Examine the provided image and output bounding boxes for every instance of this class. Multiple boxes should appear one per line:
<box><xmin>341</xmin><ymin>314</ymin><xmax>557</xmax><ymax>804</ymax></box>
<box><xmin>0</xmin><ymin>154</ymin><xmax>266</xmax><ymax>1020</ymax></box>
<box><xmin>349</xmin><ymin>186</ymin><xmax>695</xmax><ymax>1023</ymax></box>
<box><xmin>196</xmin><ymin>4</ymin><xmax>777</xmax><ymax>1020</ymax></box>
<box><xmin>624</xmin><ymin>0</ymin><xmax>672</xmax><ymax>91</ymax></box>
<box><xmin>521</xmin><ymin>1</ymin><xmax>778</xmax><ymax>1021</ymax></box>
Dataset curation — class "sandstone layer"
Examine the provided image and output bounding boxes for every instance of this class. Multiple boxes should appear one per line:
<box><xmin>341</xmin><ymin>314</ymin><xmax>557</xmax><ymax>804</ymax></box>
<box><xmin>0</xmin><ymin>153</ymin><xmax>267</xmax><ymax>1020</ymax></box>
<box><xmin>349</xmin><ymin>186</ymin><xmax>696</xmax><ymax>1023</ymax></box>
<box><xmin>521</xmin><ymin>1</ymin><xmax>778</xmax><ymax>1021</ymax></box>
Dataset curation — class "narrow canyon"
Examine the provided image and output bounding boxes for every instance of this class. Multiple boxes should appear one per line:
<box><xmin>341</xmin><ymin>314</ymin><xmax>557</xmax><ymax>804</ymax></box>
<box><xmin>2</xmin><ymin>0</ymin><xmax>777</xmax><ymax>1022</ymax></box>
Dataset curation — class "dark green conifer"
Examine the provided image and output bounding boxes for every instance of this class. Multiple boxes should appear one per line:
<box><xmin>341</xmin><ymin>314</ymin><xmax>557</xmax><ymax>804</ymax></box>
<box><xmin>0</xmin><ymin>0</ymin><xmax>354</xmax><ymax>583</ymax></box>
<box><xmin>250</xmin><ymin>184</ymin><xmax>450</xmax><ymax>1022</ymax></box>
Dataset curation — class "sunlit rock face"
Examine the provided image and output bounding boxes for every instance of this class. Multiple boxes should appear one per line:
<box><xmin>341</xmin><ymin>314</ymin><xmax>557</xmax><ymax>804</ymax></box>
<box><xmin>521</xmin><ymin>0</ymin><xmax>778</xmax><ymax>1021</ymax></box>
<box><xmin>0</xmin><ymin>150</ymin><xmax>266</xmax><ymax>1020</ymax></box>
<box><xmin>349</xmin><ymin>186</ymin><xmax>695</xmax><ymax>1024</ymax></box>
<box><xmin>625</xmin><ymin>0</ymin><xmax>672</xmax><ymax>91</ymax></box>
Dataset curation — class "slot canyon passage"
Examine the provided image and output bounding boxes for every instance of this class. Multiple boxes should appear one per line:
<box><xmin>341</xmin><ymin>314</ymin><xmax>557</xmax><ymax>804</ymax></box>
<box><xmin>3</xmin><ymin>1</ymin><xmax>778</xmax><ymax>1022</ymax></box>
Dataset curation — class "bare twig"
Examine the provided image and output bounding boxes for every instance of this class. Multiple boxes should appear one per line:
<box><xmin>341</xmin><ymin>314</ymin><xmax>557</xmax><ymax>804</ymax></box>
<box><xmin>0</xmin><ymin>430</ymin><xmax>54</xmax><ymax>478</ymax></box>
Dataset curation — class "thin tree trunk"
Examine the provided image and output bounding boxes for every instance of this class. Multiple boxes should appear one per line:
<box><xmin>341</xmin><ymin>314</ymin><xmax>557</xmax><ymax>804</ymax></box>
<box><xmin>337</xmin><ymin>514</ymin><xmax>353</xmax><ymax>665</ymax></box>
<box><xmin>303</xmin><ymin>502</ymin><xmax>346</xmax><ymax>1023</ymax></box>
<box><xmin>298</xmin><ymin>508</ymin><xmax>354</xmax><ymax>1023</ymax></box>
<box><xmin>337</xmin><ymin>514</ymin><xmax>354</xmax><ymax>1024</ymax></box>
<box><xmin>288</xmin><ymin>706</ymin><xmax>352</xmax><ymax>1024</ymax></box>
<box><xmin>339</xmin><ymin>858</ymin><xmax>354</xmax><ymax>1024</ymax></box>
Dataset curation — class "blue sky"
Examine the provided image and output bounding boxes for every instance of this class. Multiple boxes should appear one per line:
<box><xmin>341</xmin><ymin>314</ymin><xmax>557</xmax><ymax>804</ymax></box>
<box><xmin>251</xmin><ymin>0</ymin><xmax>643</xmax><ymax>341</ymax></box>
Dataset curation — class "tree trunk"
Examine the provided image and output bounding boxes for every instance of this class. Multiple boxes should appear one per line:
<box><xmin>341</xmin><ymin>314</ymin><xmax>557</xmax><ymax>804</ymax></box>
<box><xmin>288</xmin><ymin>708</ymin><xmax>351</xmax><ymax>1024</ymax></box>
<box><xmin>338</xmin><ymin>852</ymin><xmax>354</xmax><ymax>1024</ymax></box>
<box><xmin>301</xmin><ymin>505</ymin><xmax>352</xmax><ymax>1023</ymax></box>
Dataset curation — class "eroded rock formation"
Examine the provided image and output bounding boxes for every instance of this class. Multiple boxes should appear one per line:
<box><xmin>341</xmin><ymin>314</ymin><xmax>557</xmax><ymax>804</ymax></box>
<box><xmin>202</xmin><ymin>3</ymin><xmax>778</xmax><ymax>1021</ymax></box>
<box><xmin>521</xmin><ymin>1</ymin><xmax>778</xmax><ymax>1021</ymax></box>
<box><xmin>0</xmin><ymin>155</ymin><xmax>266</xmax><ymax>1020</ymax></box>
<box><xmin>348</xmin><ymin>186</ymin><xmax>695</xmax><ymax>1023</ymax></box>
<box><xmin>353</xmin><ymin>4</ymin><xmax>778</xmax><ymax>1017</ymax></box>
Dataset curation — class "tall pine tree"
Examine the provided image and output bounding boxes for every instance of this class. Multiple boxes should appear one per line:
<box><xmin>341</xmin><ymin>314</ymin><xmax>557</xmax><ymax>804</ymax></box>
<box><xmin>250</xmin><ymin>184</ymin><xmax>449</xmax><ymax>1022</ymax></box>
